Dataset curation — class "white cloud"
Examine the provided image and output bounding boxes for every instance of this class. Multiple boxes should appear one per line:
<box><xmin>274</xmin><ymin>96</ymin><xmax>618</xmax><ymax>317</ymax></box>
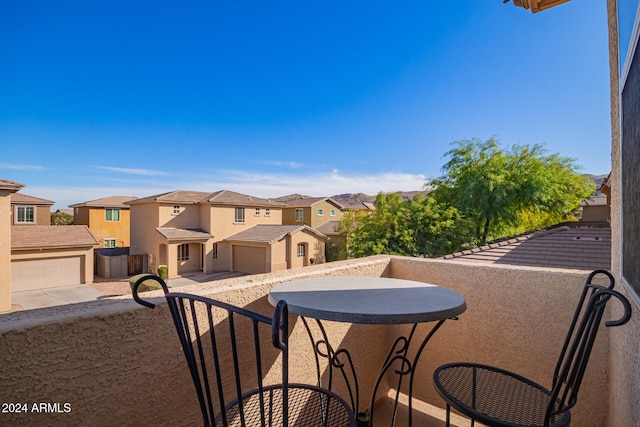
<box><xmin>0</xmin><ymin>162</ymin><xmax>45</xmax><ymax>171</ymax></box>
<box><xmin>96</xmin><ymin>166</ymin><xmax>170</xmax><ymax>176</ymax></box>
<box><xmin>259</xmin><ymin>160</ymin><xmax>305</xmax><ymax>169</ymax></box>
<box><xmin>25</xmin><ymin>169</ymin><xmax>427</xmax><ymax>209</ymax></box>
<box><xmin>188</xmin><ymin>169</ymin><xmax>427</xmax><ymax>198</ymax></box>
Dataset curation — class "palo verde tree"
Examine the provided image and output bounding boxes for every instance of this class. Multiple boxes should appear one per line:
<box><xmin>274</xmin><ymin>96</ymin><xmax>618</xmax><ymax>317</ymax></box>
<box><xmin>344</xmin><ymin>192</ymin><xmax>471</xmax><ymax>258</ymax></box>
<box><xmin>430</xmin><ymin>137</ymin><xmax>596</xmax><ymax>246</ymax></box>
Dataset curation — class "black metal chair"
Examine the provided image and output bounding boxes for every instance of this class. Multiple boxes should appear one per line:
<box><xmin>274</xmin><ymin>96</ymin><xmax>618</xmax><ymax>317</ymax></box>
<box><xmin>432</xmin><ymin>270</ymin><xmax>632</xmax><ymax>427</ymax></box>
<box><xmin>132</xmin><ymin>275</ymin><xmax>356</xmax><ymax>427</ymax></box>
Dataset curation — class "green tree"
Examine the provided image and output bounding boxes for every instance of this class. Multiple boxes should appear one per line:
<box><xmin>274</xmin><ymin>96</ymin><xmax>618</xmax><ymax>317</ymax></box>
<box><xmin>334</xmin><ymin>210</ymin><xmax>359</xmax><ymax>260</ymax></box>
<box><xmin>51</xmin><ymin>211</ymin><xmax>74</xmax><ymax>225</ymax></box>
<box><xmin>430</xmin><ymin>137</ymin><xmax>595</xmax><ymax>245</ymax></box>
<box><xmin>343</xmin><ymin>192</ymin><xmax>471</xmax><ymax>258</ymax></box>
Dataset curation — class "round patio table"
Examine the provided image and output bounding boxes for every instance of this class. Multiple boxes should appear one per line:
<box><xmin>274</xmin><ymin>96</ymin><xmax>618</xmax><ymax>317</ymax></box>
<box><xmin>268</xmin><ymin>276</ymin><xmax>467</xmax><ymax>427</ymax></box>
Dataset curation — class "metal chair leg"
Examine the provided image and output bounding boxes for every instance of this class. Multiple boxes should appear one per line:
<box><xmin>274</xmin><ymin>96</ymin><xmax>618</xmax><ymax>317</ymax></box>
<box><xmin>445</xmin><ymin>403</ymin><xmax>450</xmax><ymax>427</ymax></box>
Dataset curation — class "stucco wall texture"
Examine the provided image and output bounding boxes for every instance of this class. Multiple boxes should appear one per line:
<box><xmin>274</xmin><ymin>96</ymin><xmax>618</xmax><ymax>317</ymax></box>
<box><xmin>606</xmin><ymin>2</ymin><xmax>640</xmax><ymax>425</ymax></box>
<box><xmin>607</xmin><ymin>1</ymin><xmax>640</xmax><ymax>425</ymax></box>
<box><xmin>389</xmin><ymin>257</ymin><xmax>620</xmax><ymax>427</ymax></box>
<box><xmin>0</xmin><ymin>190</ymin><xmax>12</xmax><ymax>313</ymax></box>
<box><xmin>1</xmin><ymin>255</ymin><xmax>632</xmax><ymax>426</ymax></box>
<box><xmin>0</xmin><ymin>257</ymin><xmax>390</xmax><ymax>426</ymax></box>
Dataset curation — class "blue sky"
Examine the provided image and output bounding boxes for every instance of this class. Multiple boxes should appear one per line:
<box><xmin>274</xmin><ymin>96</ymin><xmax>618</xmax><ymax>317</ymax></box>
<box><xmin>1</xmin><ymin>1</ymin><xmax>611</xmax><ymax>210</ymax></box>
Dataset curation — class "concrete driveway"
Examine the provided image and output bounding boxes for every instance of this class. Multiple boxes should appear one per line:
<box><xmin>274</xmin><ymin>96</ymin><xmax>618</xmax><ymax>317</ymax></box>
<box><xmin>9</xmin><ymin>270</ymin><xmax>248</xmax><ymax>311</ymax></box>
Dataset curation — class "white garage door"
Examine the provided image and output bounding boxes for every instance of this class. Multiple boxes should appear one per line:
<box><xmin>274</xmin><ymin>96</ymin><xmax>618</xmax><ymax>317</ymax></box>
<box><xmin>233</xmin><ymin>246</ymin><xmax>267</xmax><ymax>274</ymax></box>
<box><xmin>11</xmin><ymin>257</ymin><xmax>83</xmax><ymax>292</ymax></box>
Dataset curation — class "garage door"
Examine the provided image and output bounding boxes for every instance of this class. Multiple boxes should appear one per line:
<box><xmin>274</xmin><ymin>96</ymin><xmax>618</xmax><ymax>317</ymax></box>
<box><xmin>233</xmin><ymin>246</ymin><xmax>267</xmax><ymax>274</ymax></box>
<box><xmin>11</xmin><ymin>257</ymin><xmax>83</xmax><ymax>292</ymax></box>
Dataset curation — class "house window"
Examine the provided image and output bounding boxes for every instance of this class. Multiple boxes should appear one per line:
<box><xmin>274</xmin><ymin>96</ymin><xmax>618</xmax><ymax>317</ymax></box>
<box><xmin>212</xmin><ymin>243</ymin><xmax>218</xmax><ymax>259</ymax></box>
<box><xmin>317</xmin><ymin>208</ymin><xmax>323</xmax><ymax>216</ymax></box>
<box><xmin>235</xmin><ymin>207</ymin><xmax>245</xmax><ymax>223</ymax></box>
<box><xmin>178</xmin><ymin>244</ymin><xmax>189</xmax><ymax>261</ymax></box>
<box><xmin>104</xmin><ymin>239</ymin><xmax>117</xmax><ymax>248</ymax></box>
<box><xmin>255</xmin><ymin>208</ymin><xmax>261</xmax><ymax>216</ymax></box>
<box><xmin>295</xmin><ymin>208</ymin><xmax>303</xmax><ymax>222</ymax></box>
<box><xmin>297</xmin><ymin>243</ymin><xmax>306</xmax><ymax>257</ymax></box>
<box><xmin>15</xmin><ymin>206</ymin><xmax>35</xmax><ymax>223</ymax></box>
<box><xmin>265</xmin><ymin>208</ymin><xmax>271</xmax><ymax>216</ymax></box>
<box><xmin>173</xmin><ymin>205</ymin><xmax>180</xmax><ymax>214</ymax></box>
<box><xmin>330</xmin><ymin>209</ymin><xmax>336</xmax><ymax>217</ymax></box>
<box><xmin>105</xmin><ymin>208</ymin><xmax>121</xmax><ymax>222</ymax></box>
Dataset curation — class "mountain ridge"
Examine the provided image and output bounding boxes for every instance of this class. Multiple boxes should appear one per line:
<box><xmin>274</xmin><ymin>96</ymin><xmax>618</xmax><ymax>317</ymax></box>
<box><xmin>275</xmin><ymin>174</ymin><xmax>607</xmax><ymax>208</ymax></box>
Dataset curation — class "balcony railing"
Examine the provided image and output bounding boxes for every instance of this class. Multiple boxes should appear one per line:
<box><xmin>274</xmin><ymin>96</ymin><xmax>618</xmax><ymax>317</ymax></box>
<box><xmin>0</xmin><ymin>255</ymin><xmax>634</xmax><ymax>426</ymax></box>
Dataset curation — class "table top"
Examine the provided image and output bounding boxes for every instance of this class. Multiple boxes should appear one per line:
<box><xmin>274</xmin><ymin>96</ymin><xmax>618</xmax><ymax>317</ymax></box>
<box><xmin>268</xmin><ymin>276</ymin><xmax>466</xmax><ymax>324</ymax></box>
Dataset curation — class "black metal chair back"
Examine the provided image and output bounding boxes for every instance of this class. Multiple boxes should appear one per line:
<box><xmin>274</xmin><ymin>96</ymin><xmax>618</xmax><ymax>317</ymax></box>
<box><xmin>433</xmin><ymin>269</ymin><xmax>632</xmax><ymax>427</ymax></box>
<box><xmin>546</xmin><ymin>270</ymin><xmax>631</xmax><ymax>422</ymax></box>
<box><xmin>132</xmin><ymin>275</ymin><xmax>356</xmax><ymax>427</ymax></box>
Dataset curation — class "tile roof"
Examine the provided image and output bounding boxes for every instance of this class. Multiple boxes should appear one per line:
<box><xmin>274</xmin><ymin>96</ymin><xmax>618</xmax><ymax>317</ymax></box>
<box><xmin>128</xmin><ymin>189</ymin><xmax>285</xmax><ymax>207</ymax></box>
<box><xmin>11</xmin><ymin>193</ymin><xmax>54</xmax><ymax>205</ymax></box>
<box><xmin>128</xmin><ymin>190</ymin><xmax>212</xmax><ymax>204</ymax></box>
<box><xmin>0</xmin><ymin>179</ymin><xmax>24</xmax><ymax>191</ymax></box>
<box><xmin>226</xmin><ymin>224</ymin><xmax>327</xmax><ymax>244</ymax></box>
<box><xmin>280</xmin><ymin>196</ymin><xmax>344</xmax><ymax>209</ymax></box>
<box><xmin>155</xmin><ymin>227</ymin><xmax>213</xmax><ymax>241</ymax></box>
<box><xmin>342</xmin><ymin>201</ymin><xmax>376</xmax><ymax>210</ymax></box>
<box><xmin>11</xmin><ymin>225</ymin><xmax>98</xmax><ymax>249</ymax></box>
<box><xmin>205</xmin><ymin>190</ymin><xmax>285</xmax><ymax>207</ymax></box>
<box><xmin>316</xmin><ymin>220</ymin><xmax>341</xmax><ymax>235</ymax></box>
<box><xmin>69</xmin><ymin>196</ymin><xmax>137</xmax><ymax>208</ymax></box>
<box><xmin>441</xmin><ymin>222</ymin><xmax>611</xmax><ymax>271</ymax></box>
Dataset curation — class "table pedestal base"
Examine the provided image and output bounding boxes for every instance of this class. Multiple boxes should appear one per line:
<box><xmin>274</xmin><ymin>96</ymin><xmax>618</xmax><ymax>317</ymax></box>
<box><xmin>301</xmin><ymin>317</ymin><xmax>453</xmax><ymax>427</ymax></box>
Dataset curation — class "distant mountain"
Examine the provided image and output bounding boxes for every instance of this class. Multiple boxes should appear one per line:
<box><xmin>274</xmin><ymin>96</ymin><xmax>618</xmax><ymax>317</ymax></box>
<box><xmin>275</xmin><ymin>174</ymin><xmax>605</xmax><ymax>210</ymax></box>
<box><xmin>587</xmin><ymin>174</ymin><xmax>608</xmax><ymax>196</ymax></box>
<box><xmin>274</xmin><ymin>193</ymin><xmax>310</xmax><ymax>202</ymax></box>
<box><xmin>331</xmin><ymin>191</ymin><xmax>424</xmax><ymax>208</ymax></box>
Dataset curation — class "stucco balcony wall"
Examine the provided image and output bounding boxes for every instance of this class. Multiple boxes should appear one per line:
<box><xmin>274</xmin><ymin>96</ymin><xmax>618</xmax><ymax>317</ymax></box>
<box><xmin>387</xmin><ymin>256</ymin><xmax>613</xmax><ymax>427</ymax></box>
<box><xmin>0</xmin><ymin>255</ymin><xmax>632</xmax><ymax>426</ymax></box>
<box><xmin>0</xmin><ymin>256</ymin><xmax>391</xmax><ymax>426</ymax></box>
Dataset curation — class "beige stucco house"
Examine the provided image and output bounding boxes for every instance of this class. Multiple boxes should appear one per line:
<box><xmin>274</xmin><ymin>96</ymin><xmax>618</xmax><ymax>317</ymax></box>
<box><xmin>280</xmin><ymin>196</ymin><xmax>345</xmax><ymax>228</ymax></box>
<box><xmin>11</xmin><ymin>225</ymin><xmax>97</xmax><ymax>292</ymax></box>
<box><xmin>70</xmin><ymin>196</ymin><xmax>137</xmax><ymax>249</ymax></box>
<box><xmin>0</xmin><ymin>184</ymin><xmax>98</xmax><ymax>312</ymax></box>
<box><xmin>127</xmin><ymin>189</ymin><xmax>328</xmax><ymax>277</ymax></box>
<box><xmin>9</xmin><ymin>191</ymin><xmax>97</xmax><ymax>292</ymax></box>
<box><xmin>11</xmin><ymin>193</ymin><xmax>54</xmax><ymax>225</ymax></box>
<box><xmin>0</xmin><ymin>179</ymin><xmax>24</xmax><ymax>313</ymax></box>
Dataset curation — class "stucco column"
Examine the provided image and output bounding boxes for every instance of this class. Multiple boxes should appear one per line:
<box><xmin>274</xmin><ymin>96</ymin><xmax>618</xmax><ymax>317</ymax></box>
<box><xmin>0</xmin><ymin>190</ymin><xmax>13</xmax><ymax>312</ymax></box>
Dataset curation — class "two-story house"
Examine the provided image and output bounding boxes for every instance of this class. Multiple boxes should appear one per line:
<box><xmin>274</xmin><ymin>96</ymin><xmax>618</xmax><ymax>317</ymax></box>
<box><xmin>70</xmin><ymin>196</ymin><xmax>137</xmax><ymax>248</ymax></box>
<box><xmin>280</xmin><ymin>196</ymin><xmax>344</xmax><ymax>227</ymax></box>
<box><xmin>127</xmin><ymin>190</ymin><xmax>327</xmax><ymax>278</ymax></box>
<box><xmin>0</xmin><ymin>179</ymin><xmax>24</xmax><ymax>313</ymax></box>
<box><xmin>6</xmin><ymin>188</ymin><xmax>97</xmax><ymax>298</ymax></box>
<box><xmin>11</xmin><ymin>193</ymin><xmax>54</xmax><ymax>225</ymax></box>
